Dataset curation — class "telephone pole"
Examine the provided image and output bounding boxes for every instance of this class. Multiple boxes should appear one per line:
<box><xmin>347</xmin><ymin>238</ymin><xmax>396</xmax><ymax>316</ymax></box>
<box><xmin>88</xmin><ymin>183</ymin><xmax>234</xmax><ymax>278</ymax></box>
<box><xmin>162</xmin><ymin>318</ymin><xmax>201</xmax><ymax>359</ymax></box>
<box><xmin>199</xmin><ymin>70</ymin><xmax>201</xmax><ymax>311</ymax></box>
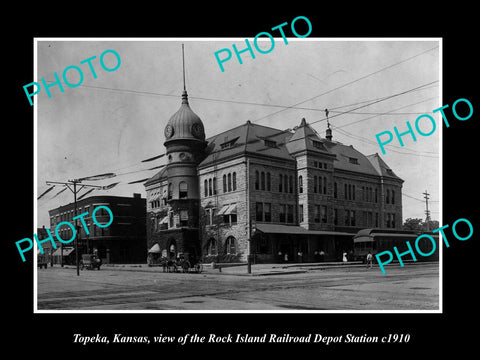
<box><xmin>46</xmin><ymin>175</ymin><xmax>111</xmax><ymax>276</ymax></box>
<box><xmin>423</xmin><ymin>190</ymin><xmax>431</xmax><ymax>232</ymax></box>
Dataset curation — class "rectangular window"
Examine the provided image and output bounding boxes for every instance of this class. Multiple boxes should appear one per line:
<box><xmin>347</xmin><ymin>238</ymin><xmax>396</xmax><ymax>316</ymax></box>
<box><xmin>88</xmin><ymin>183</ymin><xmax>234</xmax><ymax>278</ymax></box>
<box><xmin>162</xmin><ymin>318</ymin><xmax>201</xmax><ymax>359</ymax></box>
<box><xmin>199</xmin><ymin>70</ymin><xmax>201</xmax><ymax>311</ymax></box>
<box><xmin>334</xmin><ymin>209</ymin><xmax>338</xmax><ymax>225</ymax></box>
<box><xmin>375</xmin><ymin>188</ymin><xmax>378</xmax><ymax>203</ymax></box>
<box><xmin>334</xmin><ymin>182</ymin><xmax>337</xmax><ymax>198</ymax></box>
<box><xmin>264</xmin><ymin>139</ymin><xmax>276</xmax><ymax>148</ymax></box>
<box><xmin>180</xmin><ymin>210</ymin><xmax>188</xmax><ymax>227</ymax></box>
<box><xmin>314</xmin><ymin>205</ymin><xmax>320</xmax><ymax>223</ymax></box>
<box><xmin>368</xmin><ymin>212</ymin><xmax>373</xmax><ymax>227</ymax></box>
<box><xmin>351</xmin><ymin>210</ymin><xmax>356</xmax><ymax>226</ymax></box>
<box><xmin>321</xmin><ymin>205</ymin><xmax>327</xmax><ymax>223</ymax></box>
<box><xmin>392</xmin><ymin>213</ymin><xmax>396</xmax><ymax>228</ymax></box>
<box><xmin>279</xmin><ymin>204</ymin><xmax>286</xmax><ymax>223</ymax></box>
<box><xmin>345</xmin><ymin>210</ymin><xmax>350</xmax><ymax>226</ymax></box>
<box><xmin>289</xmin><ymin>176</ymin><xmax>293</xmax><ymax>193</ymax></box>
<box><xmin>266</xmin><ymin>172</ymin><xmax>271</xmax><ymax>191</ymax></box>
<box><xmin>314</xmin><ymin>176</ymin><xmax>318</xmax><ymax>193</ymax></box>
<box><xmin>264</xmin><ymin>203</ymin><xmax>271</xmax><ymax>222</ymax></box>
<box><xmin>261</xmin><ymin>172</ymin><xmax>265</xmax><ymax>190</ymax></box>
<box><xmin>299</xmin><ymin>204</ymin><xmax>304</xmax><ymax>223</ymax></box>
<box><xmin>256</xmin><ymin>202</ymin><xmax>263</xmax><ymax>222</ymax></box>
<box><xmin>375</xmin><ymin>212</ymin><xmax>379</xmax><ymax>227</ymax></box>
<box><xmin>287</xmin><ymin>204</ymin><xmax>294</xmax><ymax>223</ymax></box>
<box><xmin>206</xmin><ymin>209</ymin><xmax>212</xmax><ymax>225</ymax></box>
<box><xmin>255</xmin><ymin>171</ymin><xmax>259</xmax><ymax>190</ymax></box>
<box><xmin>279</xmin><ymin>174</ymin><xmax>283</xmax><ymax>192</ymax></box>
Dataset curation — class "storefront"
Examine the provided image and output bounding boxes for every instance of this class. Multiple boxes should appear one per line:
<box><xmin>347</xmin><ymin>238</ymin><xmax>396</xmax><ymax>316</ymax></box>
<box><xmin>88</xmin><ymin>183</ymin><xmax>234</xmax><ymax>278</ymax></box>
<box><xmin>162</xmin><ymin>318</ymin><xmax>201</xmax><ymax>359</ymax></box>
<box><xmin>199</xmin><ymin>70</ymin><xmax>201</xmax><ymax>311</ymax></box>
<box><xmin>252</xmin><ymin>224</ymin><xmax>354</xmax><ymax>263</ymax></box>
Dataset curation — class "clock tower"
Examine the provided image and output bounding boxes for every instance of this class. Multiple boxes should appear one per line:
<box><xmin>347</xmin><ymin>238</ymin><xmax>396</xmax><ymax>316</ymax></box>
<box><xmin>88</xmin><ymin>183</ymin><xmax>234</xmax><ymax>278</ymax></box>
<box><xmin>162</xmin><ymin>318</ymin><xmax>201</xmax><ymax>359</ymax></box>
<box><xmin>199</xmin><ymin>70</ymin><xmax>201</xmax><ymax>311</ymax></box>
<box><xmin>161</xmin><ymin>77</ymin><xmax>207</xmax><ymax>259</ymax></box>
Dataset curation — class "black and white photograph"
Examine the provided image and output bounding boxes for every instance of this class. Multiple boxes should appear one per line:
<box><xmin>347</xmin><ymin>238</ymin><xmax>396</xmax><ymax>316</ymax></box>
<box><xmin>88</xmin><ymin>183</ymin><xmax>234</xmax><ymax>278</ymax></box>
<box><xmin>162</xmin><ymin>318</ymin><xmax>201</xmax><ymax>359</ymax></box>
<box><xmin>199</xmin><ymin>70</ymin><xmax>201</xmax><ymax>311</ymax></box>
<box><xmin>34</xmin><ymin>38</ymin><xmax>441</xmax><ymax>312</ymax></box>
<box><xmin>6</xmin><ymin>7</ymin><xmax>478</xmax><ymax>355</ymax></box>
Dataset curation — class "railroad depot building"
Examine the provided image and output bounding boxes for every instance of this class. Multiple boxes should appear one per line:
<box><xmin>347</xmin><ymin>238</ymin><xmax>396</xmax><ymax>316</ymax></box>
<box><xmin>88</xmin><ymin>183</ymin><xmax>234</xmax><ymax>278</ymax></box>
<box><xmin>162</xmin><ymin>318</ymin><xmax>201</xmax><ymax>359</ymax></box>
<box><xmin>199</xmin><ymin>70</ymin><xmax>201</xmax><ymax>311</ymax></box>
<box><xmin>48</xmin><ymin>194</ymin><xmax>146</xmax><ymax>264</ymax></box>
<box><xmin>144</xmin><ymin>89</ymin><xmax>403</xmax><ymax>264</ymax></box>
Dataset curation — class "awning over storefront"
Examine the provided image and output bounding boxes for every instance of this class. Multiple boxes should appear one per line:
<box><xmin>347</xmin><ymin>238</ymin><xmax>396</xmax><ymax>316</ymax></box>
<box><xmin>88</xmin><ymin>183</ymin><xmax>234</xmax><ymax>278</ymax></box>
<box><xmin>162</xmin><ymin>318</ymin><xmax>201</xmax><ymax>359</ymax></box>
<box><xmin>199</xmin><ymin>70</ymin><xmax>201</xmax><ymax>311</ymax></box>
<box><xmin>217</xmin><ymin>204</ymin><xmax>237</xmax><ymax>216</ymax></box>
<box><xmin>255</xmin><ymin>224</ymin><xmax>354</xmax><ymax>237</ymax></box>
<box><xmin>148</xmin><ymin>243</ymin><xmax>161</xmax><ymax>253</ymax></box>
<box><xmin>52</xmin><ymin>247</ymin><xmax>75</xmax><ymax>256</ymax></box>
<box><xmin>159</xmin><ymin>216</ymin><xmax>169</xmax><ymax>224</ymax></box>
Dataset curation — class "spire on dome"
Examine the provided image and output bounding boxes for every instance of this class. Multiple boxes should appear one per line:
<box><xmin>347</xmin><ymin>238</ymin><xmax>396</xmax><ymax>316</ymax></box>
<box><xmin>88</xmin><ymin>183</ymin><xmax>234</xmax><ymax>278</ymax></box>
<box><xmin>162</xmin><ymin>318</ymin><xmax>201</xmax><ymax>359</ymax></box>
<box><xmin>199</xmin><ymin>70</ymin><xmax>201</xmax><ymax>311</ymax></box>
<box><xmin>181</xmin><ymin>44</ymin><xmax>189</xmax><ymax>104</ymax></box>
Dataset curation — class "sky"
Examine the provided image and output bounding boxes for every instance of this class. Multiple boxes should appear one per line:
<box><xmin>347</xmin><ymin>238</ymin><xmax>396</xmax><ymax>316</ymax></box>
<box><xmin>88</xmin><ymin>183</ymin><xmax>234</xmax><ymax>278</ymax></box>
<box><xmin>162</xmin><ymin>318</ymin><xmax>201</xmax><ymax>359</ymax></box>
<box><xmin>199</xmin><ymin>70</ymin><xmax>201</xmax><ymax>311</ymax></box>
<box><xmin>35</xmin><ymin>38</ymin><xmax>441</xmax><ymax>228</ymax></box>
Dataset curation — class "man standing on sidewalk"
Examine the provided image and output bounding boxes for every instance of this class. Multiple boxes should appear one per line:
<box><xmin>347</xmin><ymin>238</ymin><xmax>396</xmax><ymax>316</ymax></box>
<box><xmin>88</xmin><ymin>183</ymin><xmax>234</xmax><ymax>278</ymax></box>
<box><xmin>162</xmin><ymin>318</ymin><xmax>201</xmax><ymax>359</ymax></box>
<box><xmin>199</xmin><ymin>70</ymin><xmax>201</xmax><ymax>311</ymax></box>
<box><xmin>366</xmin><ymin>251</ymin><xmax>373</xmax><ymax>269</ymax></box>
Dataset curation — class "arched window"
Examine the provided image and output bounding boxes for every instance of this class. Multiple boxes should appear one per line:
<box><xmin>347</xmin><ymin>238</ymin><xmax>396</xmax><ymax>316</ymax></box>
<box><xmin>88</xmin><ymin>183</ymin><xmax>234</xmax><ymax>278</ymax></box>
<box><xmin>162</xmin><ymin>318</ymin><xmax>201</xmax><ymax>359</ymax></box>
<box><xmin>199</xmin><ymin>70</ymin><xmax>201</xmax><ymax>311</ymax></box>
<box><xmin>213</xmin><ymin>177</ymin><xmax>217</xmax><ymax>195</ymax></box>
<box><xmin>207</xmin><ymin>238</ymin><xmax>216</xmax><ymax>255</ymax></box>
<box><xmin>228</xmin><ymin>173</ymin><xmax>232</xmax><ymax>192</ymax></box>
<box><xmin>299</xmin><ymin>175</ymin><xmax>303</xmax><ymax>193</ymax></box>
<box><xmin>261</xmin><ymin>171</ymin><xmax>265</xmax><ymax>190</ymax></box>
<box><xmin>386</xmin><ymin>189</ymin><xmax>390</xmax><ymax>204</ymax></box>
<box><xmin>223</xmin><ymin>174</ymin><xmax>227</xmax><ymax>193</ymax></box>
<box><xmin>232</xmin><ymin>172</ymin><xmax>237</xmax><ymax>191</ymax></box>
<box><xmin>208</xmin><ymin>178</ymin><xmax>212</xmax><ymax>196</ymax></box>
<box><xmin>168</xmin><ymin>183</ymin><xmax>173</xmax><ymax>200</ymax></box>
<box><xmin>204</xmin><ymin>179</ymin><xmax>208</xmax><ymax>197</ymax></box>
<box><xmin>266</xmin><ymin>172</ymin><xmax>271</xmax><ymax>191</ymax></box>
<box><xmin>225</xmin><ymin>236</ymin><xmax>236</xmax><ymax>254</ymax></box>
<box><xmin>179</xmin><ymin>181</ymin><xmax>188</xmax><ymax>199</ymax></box>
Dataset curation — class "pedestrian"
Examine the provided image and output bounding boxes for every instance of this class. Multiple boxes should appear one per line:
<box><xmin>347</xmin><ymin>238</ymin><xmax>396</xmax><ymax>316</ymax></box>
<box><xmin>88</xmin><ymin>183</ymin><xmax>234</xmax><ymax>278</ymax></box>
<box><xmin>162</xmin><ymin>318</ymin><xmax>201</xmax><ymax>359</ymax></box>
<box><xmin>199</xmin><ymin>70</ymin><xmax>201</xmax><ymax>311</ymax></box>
<box><xmin>297</xmin><ymin>250</ymin><xmax>303</xmax><ymax>263</ymax></box>
<box><xmin>284</xmin><ymin>253</ymin><xmax>289</xmax><ymax>262</ymax></box>
<box><xmin>342</xmin><ymin>251</ymin><xmax>348</xmax><ymax>262</ymax></box>
<box><xmin>278</xmin><ymin>251</ymin><xmax>283</xmax><ymax>263</ymax></box>
<box><xmin>366</xmin><ymin>251</ymin><xmax>373</xmax><ymax>269</ymax></box>
<box><xmin>319</xmin><ymin>250</ymin><xmax>325</xmax><ymax>262</ymax></box>
<box><xmin>314</xmin><ymin>250</ymin><xmax>319</xmax><ymax>262</ymax></box>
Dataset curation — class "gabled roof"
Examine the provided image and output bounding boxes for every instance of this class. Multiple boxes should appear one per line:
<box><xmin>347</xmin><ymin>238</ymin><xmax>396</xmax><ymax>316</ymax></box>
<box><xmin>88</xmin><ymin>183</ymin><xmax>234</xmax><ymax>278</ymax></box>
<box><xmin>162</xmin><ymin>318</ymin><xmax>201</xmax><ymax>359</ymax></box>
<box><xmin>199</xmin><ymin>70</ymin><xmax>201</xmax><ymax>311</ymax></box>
<box><xmin>324</xmin><ymin>141</ymin><xmax>380</xmax><ymax>176</ymax></box>
<box><xmin>366</xmin><ymin>153</ymin><xmax>403</xmax><ymax>181</ymax></box>
<box><xmin>285</xmin><ymin>118</ymin><xmax>332</xmax><ymax>156</ymax></box>
<box><xmin>198</xmin><ymin>120</ymin><xmax>294</xmax><ymax>168</ymax></box>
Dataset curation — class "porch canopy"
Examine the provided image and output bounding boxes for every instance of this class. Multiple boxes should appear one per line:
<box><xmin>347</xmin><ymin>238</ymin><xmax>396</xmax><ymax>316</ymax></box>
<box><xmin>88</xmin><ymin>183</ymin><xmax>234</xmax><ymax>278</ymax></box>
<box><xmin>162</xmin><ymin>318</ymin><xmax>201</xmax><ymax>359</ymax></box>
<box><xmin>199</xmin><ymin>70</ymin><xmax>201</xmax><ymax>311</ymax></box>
<box><xmin>255</xmin><ymin>223</ymin><xmax>353</xmax><ymax>237</ymax></box>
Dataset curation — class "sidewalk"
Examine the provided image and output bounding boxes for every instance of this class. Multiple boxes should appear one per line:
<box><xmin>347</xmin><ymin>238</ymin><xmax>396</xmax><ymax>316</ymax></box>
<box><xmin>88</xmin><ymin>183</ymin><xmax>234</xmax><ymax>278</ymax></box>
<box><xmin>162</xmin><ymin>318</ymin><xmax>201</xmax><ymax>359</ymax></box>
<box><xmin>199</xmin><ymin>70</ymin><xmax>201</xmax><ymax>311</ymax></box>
<box><xmin>98</xmin><ymin>260</ymin><xmax>366</xmax><ymax>276</ymax></box>
<box><xmin>53</xmin><ymin>260</ymin><xmax>434</xmax><ymax>276</ymax></box>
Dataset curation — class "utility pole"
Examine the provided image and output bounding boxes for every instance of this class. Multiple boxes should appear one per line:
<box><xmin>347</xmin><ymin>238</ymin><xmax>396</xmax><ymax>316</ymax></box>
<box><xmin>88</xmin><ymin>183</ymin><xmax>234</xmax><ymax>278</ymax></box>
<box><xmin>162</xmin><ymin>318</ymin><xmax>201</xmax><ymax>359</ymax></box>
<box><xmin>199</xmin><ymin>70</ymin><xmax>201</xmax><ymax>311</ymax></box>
<box><xmin>423</xmin><ymin>190</ymin><xmax>431</xmax><ymax>232</ymax></box>
<box><xmin>46</xmin><ymin>178</ymin><xmax>106</xmax><ymax>276</ymax></box>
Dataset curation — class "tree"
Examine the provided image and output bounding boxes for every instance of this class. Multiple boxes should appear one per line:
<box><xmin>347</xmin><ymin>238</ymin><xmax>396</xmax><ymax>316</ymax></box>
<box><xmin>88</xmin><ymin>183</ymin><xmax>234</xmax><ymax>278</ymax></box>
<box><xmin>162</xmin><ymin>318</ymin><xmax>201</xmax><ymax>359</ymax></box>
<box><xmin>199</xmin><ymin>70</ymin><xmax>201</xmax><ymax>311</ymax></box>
<box><xmin>403</xmin><ymin>218</ymin><xmax>423</xmax><ymax>231</ymax></box>
<box><xmin>403</xmin><ymin>218</ymin><xmax>439</xmax><ymax>232</ymax></box>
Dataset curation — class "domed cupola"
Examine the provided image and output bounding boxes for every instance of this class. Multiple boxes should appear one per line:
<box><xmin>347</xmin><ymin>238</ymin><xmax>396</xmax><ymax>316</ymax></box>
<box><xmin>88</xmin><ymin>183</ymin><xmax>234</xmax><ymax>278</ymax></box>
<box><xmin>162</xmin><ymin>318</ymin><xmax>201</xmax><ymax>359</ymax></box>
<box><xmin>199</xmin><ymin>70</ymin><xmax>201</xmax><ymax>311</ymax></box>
<box><xmin>164</xmin><ymin>89</ymin><xmax>206</xmax><ymax>145</ymax></box>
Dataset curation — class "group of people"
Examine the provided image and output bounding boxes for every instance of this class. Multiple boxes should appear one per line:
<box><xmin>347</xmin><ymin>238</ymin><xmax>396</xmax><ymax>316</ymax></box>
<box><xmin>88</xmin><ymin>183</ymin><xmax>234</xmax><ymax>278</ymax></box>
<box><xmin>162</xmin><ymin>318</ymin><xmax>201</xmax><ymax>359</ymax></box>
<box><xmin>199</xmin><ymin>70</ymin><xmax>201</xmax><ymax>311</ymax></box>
<box><xmin>277</xmin><ymin>249</ymin><xmax>374</xmax><ymax>268</ymax></box>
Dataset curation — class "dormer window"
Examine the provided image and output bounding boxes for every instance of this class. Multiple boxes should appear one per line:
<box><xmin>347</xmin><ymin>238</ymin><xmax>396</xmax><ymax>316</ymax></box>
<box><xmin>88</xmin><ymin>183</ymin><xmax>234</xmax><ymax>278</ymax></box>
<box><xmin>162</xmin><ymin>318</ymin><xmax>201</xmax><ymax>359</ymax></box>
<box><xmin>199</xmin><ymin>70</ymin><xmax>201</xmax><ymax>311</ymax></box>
<box><xmin>264</xmin><ymin>139</ymin><xmax>277</xmax><ymax>148</ymax></box>
<box><xmin>312</xmin><ymin>140</ymin><xmax>324</xmax><ymax>150</ymax></box>
<box><xmin>220</xmin><ymin>136</ymin><xmax>239</xmax><ymax>150</ymax></box>
<box><xmin>349</xmin><ymin>157</ymin><xmax>359</xmax><ymax>165</ymax></box>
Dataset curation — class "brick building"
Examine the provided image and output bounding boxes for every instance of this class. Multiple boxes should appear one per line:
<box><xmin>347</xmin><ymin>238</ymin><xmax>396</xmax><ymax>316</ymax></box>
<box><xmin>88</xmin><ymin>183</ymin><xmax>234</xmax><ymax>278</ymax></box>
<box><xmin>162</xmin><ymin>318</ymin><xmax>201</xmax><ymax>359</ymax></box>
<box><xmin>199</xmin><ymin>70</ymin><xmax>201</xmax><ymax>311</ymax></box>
<box><xmin>145</xmin><ymin>90</ymin><xmax>403</xmax><ymax>264</ymax></box>
<box><xmin>48</xmin><ymin>193</ymin><xmax>146</xmax><ymax>264</ymax></box>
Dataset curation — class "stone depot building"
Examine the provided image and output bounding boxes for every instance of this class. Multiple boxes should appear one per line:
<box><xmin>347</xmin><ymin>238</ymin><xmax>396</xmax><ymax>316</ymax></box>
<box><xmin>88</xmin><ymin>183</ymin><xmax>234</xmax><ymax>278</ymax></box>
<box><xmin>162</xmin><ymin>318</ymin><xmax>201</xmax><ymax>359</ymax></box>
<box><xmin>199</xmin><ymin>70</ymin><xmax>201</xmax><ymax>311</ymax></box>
<box><xmin>144</xmin><ymin>88</ymin><xmax>403</xmax><ymax>264</ymax></box>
